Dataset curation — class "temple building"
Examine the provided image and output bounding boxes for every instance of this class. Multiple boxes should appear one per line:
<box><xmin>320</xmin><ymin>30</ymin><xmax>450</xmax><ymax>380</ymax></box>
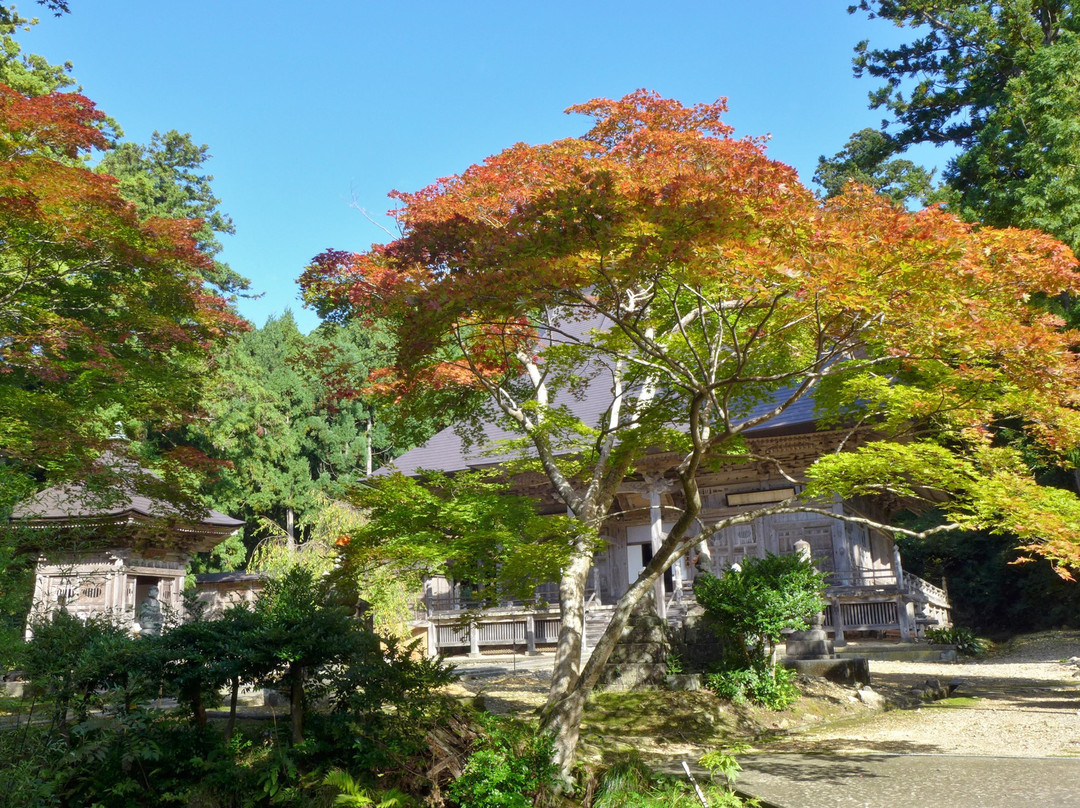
<box><xmin>10</xmin><ymin>457</ymin><xmax>244</xmax><ymax>637</ymax></box>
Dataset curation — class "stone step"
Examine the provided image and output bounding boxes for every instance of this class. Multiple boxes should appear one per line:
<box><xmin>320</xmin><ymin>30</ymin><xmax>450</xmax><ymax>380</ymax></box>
<box><xmin>585</xmin><ymin>609</ymin><xmax>614</xmax><ymax>648</ymax></box>
<box><xmin>834</xmin><ymin>643</ymin><xmax>959</xmax><ymax>662</ymax></box>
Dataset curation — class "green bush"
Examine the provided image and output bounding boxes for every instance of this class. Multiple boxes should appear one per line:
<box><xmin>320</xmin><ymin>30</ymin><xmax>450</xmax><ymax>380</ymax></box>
<box><xmin>693</xmin><ymin>554</ymin><xmax>826</xmax><ymax>668</ymax></box>
<box><xmin>447</xmin><ymin>715</ymin><xmax>558</xmax><ymax>808</ymax></box>
<box><xmin>693</xmin><ymin>553</ymin><xmax>822</xmax><ymax>710</ymax></box>
<box><xmin>704</xmin><ymin>661</ymin><xmax>799</xmax><ymax>710</ymax></box>
<box><xmin>924</xmin><ymin>626</ymin><xmax>989</xmax><ymax>656</ymax></box>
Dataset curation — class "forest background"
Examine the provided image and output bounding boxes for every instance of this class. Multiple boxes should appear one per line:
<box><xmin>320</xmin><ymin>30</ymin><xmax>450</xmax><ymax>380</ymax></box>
<box><xmin>4</xmin><ymin>1</ymin><xmax>1080</xmax><ymax>658</ymax></box>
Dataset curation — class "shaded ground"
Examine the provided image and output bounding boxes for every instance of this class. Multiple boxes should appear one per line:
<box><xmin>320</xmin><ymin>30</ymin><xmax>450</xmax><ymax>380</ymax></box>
<box><xmin>443</xmin><ymin>631</ymin><xmax>1080</xmax><ymax>764</ymax></box>
<box><xmin>764</xmin><ymin>632</ymin><xmax>1080</xmax><ymax>759</ymax></box>
<box><xmin>731</xmin><ymin>754</ymin><xmax>1080</xmax><ymax>808</ymax></box>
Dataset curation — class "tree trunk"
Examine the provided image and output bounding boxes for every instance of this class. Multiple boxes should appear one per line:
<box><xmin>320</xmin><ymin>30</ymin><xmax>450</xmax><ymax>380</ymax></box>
<box><xmin>289</xmin><ymin>664</ymin><xmax>304</xmax><ymax>744</ymax></box>
<box><xmin>547</xmin><ymin>551</ymin><xmax>592</xmax><ymax>705</ymax></box>
<box><xmin>366</xmin><ymin>417</ymin><xmax>374</xmax><ymax>477</ymax></box>
<box><xmin>227</xmin><ymin>677</ymin><xmax>239</xmax><ymax>740</ymax></box>
<box><xmin>191</xmin><ymin>683</ymin><xmax>207</xmax><ymax>728</ymax></box>
<box><xmin>286</xmin><ymin>507</ymin><xmax>296</xmax><ymax>553</ymax></box>
<box><xmin>542</xmin><ymin>527</ymin><xmax>698</xmax><ymax>781</ymax></box>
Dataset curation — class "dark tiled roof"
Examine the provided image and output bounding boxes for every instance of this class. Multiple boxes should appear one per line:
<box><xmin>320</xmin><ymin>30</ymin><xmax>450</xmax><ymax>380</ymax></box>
<box><xmin>10</xmin><ymin>453</ymin><xmax>244</xmax><ymax>530</ymax></box>
<box><xmin>378</xmin><ymin>384</ymin><xmax>820</xmax><ymax>478</ymax></box>
<box><xmin>194</xmin><ymin>571</ymin><xmax>264</xmax><ymax>584</ymax></box>
<box><xmin>11</xmin><ymin>483</ymin><xmax>244</xmax><ymax>527</ymax></box>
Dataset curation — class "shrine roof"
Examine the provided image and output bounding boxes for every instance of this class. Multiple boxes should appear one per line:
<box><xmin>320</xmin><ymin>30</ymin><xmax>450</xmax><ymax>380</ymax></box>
<box><xmin>375</xmin><ymin>387</ymin><xmax>819</xmax><ymax>479</ymax></box>
<box><xmin>9</xmin><ymin>452</ymin><xmax>244</xmax><ymax>532</ymax></box>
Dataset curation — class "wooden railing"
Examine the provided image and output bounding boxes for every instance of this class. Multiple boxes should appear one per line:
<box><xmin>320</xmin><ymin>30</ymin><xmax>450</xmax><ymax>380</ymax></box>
<box><xmin>412</xmin><ymin>580</ymin><xmax>561</xmax><ymax>619</ymax></box>
<box><xmin>827</xmin><ymin>567</ymin><xmax>898</xmax><ymax>588</ymax></box>
<box><xmin>903</xmin><ymin>572</ymin><xmax>949</xmax><ymax>607</ymax></box>
<box><xmin>424</xmin><ymin>608</ymin><xmax>562</xmax><ymax>657</ymax></box>
<box><xmin>824</xmin><ymin>599</ymin><xmax>899</xmax><ymax>632</ymax></box>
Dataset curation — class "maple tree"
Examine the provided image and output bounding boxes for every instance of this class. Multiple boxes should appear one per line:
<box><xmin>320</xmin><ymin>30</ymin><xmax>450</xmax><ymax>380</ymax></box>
<box><xmin>0</xmin><ymin>84</ymin><xmax>245</xmax><ymax>506</ymax></box>
<box><xmin>301</xmin><ymin>91</ymin><xmax>1080</xmax><ymax>778</ymax></box>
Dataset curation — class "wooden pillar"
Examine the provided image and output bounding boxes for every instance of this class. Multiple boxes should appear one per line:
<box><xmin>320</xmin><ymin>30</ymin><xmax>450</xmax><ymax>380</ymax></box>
<box><xmin>896</xmin><ymin>595</ymin><xmax>912</xmax><ymax>641</ymax></box>
<box><xmin>525</xmin><ymin>614</ymin><xmax>537</xmax><ymax>655</ymax></box>
<box><xmin>468</xmin><ymin>622</ymin><xmax>481</xmax><ymax>658</ymax></box>
<box><xmin>426</xmin><ymin>621</ymin><xmax>438</xmax><ymax>659</ymax></box>
<box><xmin>892</xmin><ymin>545</ymin><xmax>906</xmax><ymax>591</ymax></box>
<box><xmin>649</xmin><ymin>485</ymin><xmax>666</xmax><ymax>620</ymax></box>
<box><xmin>831</xmin><ymin>596</ymin><xmax>847</xmax><ymax>647</ymax></box>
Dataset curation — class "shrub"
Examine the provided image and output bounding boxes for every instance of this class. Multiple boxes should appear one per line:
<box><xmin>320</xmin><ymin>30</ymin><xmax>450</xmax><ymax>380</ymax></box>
<box><xmin>447</xmin><ymin>715</ymin><xmax>557</xmax><ymax>808</ymax></box>
<box><xmin>704</xmin><ymin>661</ymin><xmax>799</xmax><ymax>710</ymax></box>
<box><xmin>693</xmin><ymin>554</ymin><xmax>826</xmax><ymax>668</ymax></box>
<box><xmin>924</xmin><ymin>626</ymin><xmax>989</xmax><ymax>656</ymax></box>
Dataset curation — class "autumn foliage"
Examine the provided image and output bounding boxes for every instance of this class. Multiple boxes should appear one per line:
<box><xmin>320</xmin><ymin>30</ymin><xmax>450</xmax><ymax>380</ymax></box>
<box><xmin>302</xmin><ymin>92</ymin><xmax>1080</xmax><ymax>576</ymax></box>
<box><xmin>0</xmin><ymin>85</ymin><xmax>245</xmax><ymax>481</ymax></box>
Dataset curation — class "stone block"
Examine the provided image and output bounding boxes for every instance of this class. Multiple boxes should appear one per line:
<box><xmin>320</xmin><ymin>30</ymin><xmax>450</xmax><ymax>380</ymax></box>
<box><xmin>856</xmin><ymin>686</ymin><xmax>885</xmax><ymax>708</ymax></box>
<box><xmin>664</xmin><ymin>673</ymin><xmax>703</xmax><ymax>691</ymax></box>
<box><xmin>618</xmin><ymin>617</ymin><xmax>669</xmax><ymax>645</ymax></box>
<box><xmin>607</xmin><ymin>641</ymin><xmax>668</xmax><ymax>665</ymax></box>
<box><xmin>598</xmin><ymin>662</ymin><xmax>668</xmax><ymax>691</ymax></box>
<box><xmin>782</xmin><ymin>657</ymin><xmax>871</xmax><ymax>687</ymax></box>
<box><xmin>785</xmin><ymin>628</ymin><xmax>834</xmax><ymax>660</ymax></box>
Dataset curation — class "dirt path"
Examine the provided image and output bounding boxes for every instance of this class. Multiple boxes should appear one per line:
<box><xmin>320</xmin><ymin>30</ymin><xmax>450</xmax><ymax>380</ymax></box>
<box><xmin>765</xmin><ymin>633</ymin><xmax>1080</xmax><ymax>758</ymax></box>
<box><xmin>445</xmin><ymin>632</ymin><xmax>1080</xmax><ymax>763</ymax></box>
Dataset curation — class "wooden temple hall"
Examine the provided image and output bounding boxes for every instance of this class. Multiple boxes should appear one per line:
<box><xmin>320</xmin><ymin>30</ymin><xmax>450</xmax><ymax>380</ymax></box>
<box><xmin>10</xmin><ymin>458</ymin><xmax>244</xmax><ymax>637</ymax></box>
<box><xmin>384</xmin><ymin>393</ymin><xmax>953</xmax><ymax>658</ymax></box>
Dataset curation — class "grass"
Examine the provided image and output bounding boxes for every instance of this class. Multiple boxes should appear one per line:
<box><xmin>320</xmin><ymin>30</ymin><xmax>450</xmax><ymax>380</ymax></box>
<box><xmin>924</xmin><ymin>696</ymin><xmax>983</xmax><ymax>709</ymax></box>
<box><xmin>0</xmin><ymin>696</ymin><xmax>31</xmax><ymax>717</ymax></box>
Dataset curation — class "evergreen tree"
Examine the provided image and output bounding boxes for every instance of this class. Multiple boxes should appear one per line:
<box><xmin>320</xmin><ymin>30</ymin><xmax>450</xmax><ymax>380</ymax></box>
<box><xmin>849</xmin><ymin>2</ymin><xmax>1080</xmax><ymax>250</ymax></box>
<box><xmin>814</xmin><ymin>127</ymin><xmax>939</xmax><ymax>206</ymax></box>
<box><xmin>98</xmin><ymin>130</ymin><xmax>249</xmax><ymax>296</ymax></box>
<box><xmin>200</xmin><ymin>313</ymin><xmax>318</xmax><ymax>544</ymax></box>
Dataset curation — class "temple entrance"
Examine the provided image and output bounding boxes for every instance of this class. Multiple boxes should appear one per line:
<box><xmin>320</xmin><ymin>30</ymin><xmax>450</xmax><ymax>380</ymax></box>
<box><xmin>626</xmin><ymin>542</ymin><xmax>675</xmax><ymax>594</ymax></box>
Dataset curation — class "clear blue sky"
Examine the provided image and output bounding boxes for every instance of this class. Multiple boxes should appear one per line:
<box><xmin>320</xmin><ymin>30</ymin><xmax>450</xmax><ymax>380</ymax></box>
<box><xmin>23</xmin><ymin>1</ymin><xmax>943</xmax><ymax>332</ymax></box>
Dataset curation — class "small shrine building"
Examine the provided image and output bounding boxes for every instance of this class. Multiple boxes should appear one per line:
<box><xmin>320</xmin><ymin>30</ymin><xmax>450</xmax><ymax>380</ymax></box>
<box><xmin>10</xmin><ymin>463</ymin><xmax>244</xmax><ymax>637</ymax></box>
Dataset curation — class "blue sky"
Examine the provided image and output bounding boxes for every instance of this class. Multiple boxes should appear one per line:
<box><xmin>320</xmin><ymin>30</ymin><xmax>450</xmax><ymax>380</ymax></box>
<box><xmin>23</xmin><ymin>1</ymin><xmax>945</xmax><ymax>332</ymax></box>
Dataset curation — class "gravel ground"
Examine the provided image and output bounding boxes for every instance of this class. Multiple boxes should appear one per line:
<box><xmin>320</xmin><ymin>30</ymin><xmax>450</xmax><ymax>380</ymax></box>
<box><xmin>444</xmin><ymin>632</ymin><xmax>1080</xmax><ymax>761</ymax></box>
<box><xmin>769</xmin><ymin>632</ymin><xmax>1080</xmax><ymax>758</ymax></box>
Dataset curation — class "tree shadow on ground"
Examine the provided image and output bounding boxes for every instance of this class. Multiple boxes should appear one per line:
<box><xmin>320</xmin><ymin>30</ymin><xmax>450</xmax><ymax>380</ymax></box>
<box><xmin>766</xmin><ymin>736</ymin><xmax>942</xmax><ymax>755</ymax></box>
<box><xmin>581</xmin><ymin>690</ymin><xmax>732</xmax><ymax>747</ymax></box>
<box><xmin>739</xmin><ymin>754</ymin><xmax>894</xmax><ymax>783</ymax></box>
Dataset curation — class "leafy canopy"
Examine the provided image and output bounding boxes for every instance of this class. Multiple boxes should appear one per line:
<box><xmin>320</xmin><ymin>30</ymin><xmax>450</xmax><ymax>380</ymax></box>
<box><xmin>302</xmin><ymin>90</ymin><xmax>1080</xmax><ymax>569</ymax></box>
<box><xmin>301</xmin><ymin>89</ymin><xmax>1080</xmax><ymax>773</ymax></box>
<box><xmin>850</xmin><ymin>2</ymin><xmax>1080</xmax><ymax>252</ymax></box>
<box><xmin>98</xmin><ymin>130</ymin><xmax>249</xmax><ymax>296</ymax></box>
<box><xmin>0</xmin><ymin>84</ymin><xmax>244</xmax><ymax>502</ymax></box>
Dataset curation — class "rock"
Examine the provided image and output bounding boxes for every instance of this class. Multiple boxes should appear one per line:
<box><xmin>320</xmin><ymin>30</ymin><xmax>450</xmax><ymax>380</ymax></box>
<box><xmin>947</xmin><ymin>678</ymin><xmax>965</xmax><ymax>695</ymax></box>
<box><xmin>856</xmin><ymin>686</ymin><xmax>885</xmax><ymax>708</ymax></box>
<box><xmin>664</xmin><ymin>673</ymin><xmax>702</xmax><ymax>691</ymax></box>
<box><xmin>782</xmin><ymin>657</ymin><xmax>871</xmax><ymax>687</ymax></box>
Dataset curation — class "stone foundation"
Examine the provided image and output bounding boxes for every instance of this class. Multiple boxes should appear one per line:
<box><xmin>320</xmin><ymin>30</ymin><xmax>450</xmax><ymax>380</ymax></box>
<box><xmin>668</xmin><ymin>603</ymin><xmax>726</xmax><ymax>672</ymax></box>
<box><xmin>598</xmin><ymin>594</ymin><xmax>671</xmax><ymax>691</ymax></box>
<box><xmin>782</xmin><ymin>657</ymin><xmax>871</xmax><ymax>687</ymax></box>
